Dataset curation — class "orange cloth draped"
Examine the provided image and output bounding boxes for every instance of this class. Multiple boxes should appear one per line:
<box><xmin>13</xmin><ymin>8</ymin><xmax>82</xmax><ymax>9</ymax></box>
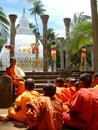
<box><xmin>6</xmin><ymin>65</ymin><xmax>25</xmax><ymax>96</ymax></box>
<box><xmin>8</xmin><ymin>90</ymin><xmax>40</xmax><ymax>123</ymax></box>
<box><xmin>67</xmin><ymin>86</ymin><xmax>76</xmax><ymax>97</ymax></box>
<box><xmin>93</xmin><ymin>84</ymin><xmax>98</xmax><ymax>90</ymax></box>
<box><xmin>55</xmin><ymin>86</ymin><xmax>76</xmax><ymax>112</ymax></box>
<box><xmin>63</xmin><ymin>88</ymin><xmax>98</xmax><ymax>130</ymax></box>
<box><xmin>26</xmin><ymin>96</ymin><xmax>63</xmax><ymax>130</ymax></box>
<box><xmin>55</xmin><ymin>87</ymin><xmax>71</xmax><ymax>102</ymax></box>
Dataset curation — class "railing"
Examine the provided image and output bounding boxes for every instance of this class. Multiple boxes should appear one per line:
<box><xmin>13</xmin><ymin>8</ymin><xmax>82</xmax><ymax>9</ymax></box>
<box><xmin>0</xmin><ymin>56</ymin><xmax>44</xmax><ymax>72</ymax></box>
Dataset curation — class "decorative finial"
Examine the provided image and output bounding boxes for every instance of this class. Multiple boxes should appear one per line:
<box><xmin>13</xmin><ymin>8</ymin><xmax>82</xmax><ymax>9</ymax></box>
<box><xmin>23</xmin><ymin>8</ymin><xmax>25</xmax><ymax>14</ymax></box>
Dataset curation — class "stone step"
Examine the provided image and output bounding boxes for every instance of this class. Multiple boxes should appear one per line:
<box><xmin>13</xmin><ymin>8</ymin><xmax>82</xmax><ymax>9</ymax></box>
<box><xmin>25</xmin><ymin>75</ymin><xmax>59</xmax><ymax>80</ymax></box>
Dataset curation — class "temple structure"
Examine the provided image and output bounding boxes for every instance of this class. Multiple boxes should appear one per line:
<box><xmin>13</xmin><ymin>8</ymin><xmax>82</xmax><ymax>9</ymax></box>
<box><xmin>0</xmin><ymin>9</ymin><xmax>43</xmax><ymax>71</ymax></box>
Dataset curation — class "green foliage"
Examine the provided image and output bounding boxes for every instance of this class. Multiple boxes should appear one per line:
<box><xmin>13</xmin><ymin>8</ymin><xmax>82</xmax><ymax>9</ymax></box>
<box><xmin>0</xmin><ymin>7</ymin><xmax>10</xmax><ymax>52</ymax></box>
<box><xmin>69</xmin><ymin>21</ymin><xmax>92</xmax><ymax>54</ymax></box>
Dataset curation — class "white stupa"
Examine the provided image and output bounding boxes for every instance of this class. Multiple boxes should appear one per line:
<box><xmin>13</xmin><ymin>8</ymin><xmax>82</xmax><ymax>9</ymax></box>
<box><xmin>0</xmin><ymin>9</ymin><xmax>43</xmax><ymax>69</ymax></box>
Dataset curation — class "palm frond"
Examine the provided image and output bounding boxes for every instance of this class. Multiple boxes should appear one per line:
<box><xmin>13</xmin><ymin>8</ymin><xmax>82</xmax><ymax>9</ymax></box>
<box><xmin>69</xmin><ymin>21</ymin><xmax>92</xmax><ymax>54</ymax></box>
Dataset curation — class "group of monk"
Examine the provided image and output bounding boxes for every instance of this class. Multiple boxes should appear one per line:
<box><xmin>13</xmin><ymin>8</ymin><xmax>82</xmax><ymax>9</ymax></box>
<box><xmin>1</xmin><ymin>57</ymin><xmax>98</xmax><ymax>130</ymax></box>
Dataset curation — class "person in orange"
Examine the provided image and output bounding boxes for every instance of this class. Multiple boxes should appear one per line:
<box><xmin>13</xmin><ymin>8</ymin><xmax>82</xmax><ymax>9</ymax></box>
<box><xmin>55</xmin><ymin>77</ymin><xmax>71</xmax><ymax>112</ymax></box>
<box><xmin>68</xmin><ymin>77</ymin><xmax>77</xmax><ymax>96</ymax></box>
<box><xmin>6</xmin><ymin>57</ymin><xmax>25</xmax><ymax>96</ymax></box>
<box><xmin>26</xmin><ymin>83</ymin><xmax>63</xmax><ymax>130</ymax></box>
<box><xmin>92</xmin><ymin>72</ymin><xmax>98</xmax><ymax>89</ymax></box>
<box><xmin>0</xmin><ymin>78</ymin><xmax>40</xmax><ymax>123</ymax></box>
<box><xmin>63</xmin><ymin>73</ymin><xmax>97</xmax><ymax>130</ymax></box>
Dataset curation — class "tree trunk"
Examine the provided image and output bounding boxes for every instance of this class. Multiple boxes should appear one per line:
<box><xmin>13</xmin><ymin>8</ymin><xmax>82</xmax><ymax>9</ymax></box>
<box><xmin>91</xmin><ymin>0</ymin><xmax>98</xmax><ymax>71</ymax></box>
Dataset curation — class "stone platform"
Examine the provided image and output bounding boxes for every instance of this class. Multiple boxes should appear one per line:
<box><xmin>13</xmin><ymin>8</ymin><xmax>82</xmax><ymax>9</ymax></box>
<box><xmin>0</xmin><ymin>109</ymin><xmax>28</xmax><ymax>130</ymax></box>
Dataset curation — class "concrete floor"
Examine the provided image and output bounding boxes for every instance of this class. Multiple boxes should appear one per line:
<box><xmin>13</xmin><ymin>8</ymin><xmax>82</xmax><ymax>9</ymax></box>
<box><xmin>0</xmin><ymin>109</ymin><xmax>28</xmax><ymax>130</ymax></box>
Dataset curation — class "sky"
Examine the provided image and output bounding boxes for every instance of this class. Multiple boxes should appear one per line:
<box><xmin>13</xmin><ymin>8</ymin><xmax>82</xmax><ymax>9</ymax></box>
<box><xmin>0</xmin><ymin>0</ymin><xmax>91</xmax><ymax>37</ymax></box>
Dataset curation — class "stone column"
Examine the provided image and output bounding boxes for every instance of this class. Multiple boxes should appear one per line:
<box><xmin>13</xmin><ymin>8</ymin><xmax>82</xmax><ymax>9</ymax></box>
<box><xmin>40</xmin><ymin>14</ymin><xmax>49</xmax><ymax>71</ymax></box>
<box><xmin>90</xmin><ymin>0</ymin><xmax>98</xmax><ymax>71</ymax></box>
<box><xmin>35</xmin><ymin>32</ymin><xmax>40</xmax><ymax>59</ymax></box>
<box><xmin>59</xmin><ymin>37</ymin><xmax>64</xmax><ymax>70</ymax></box>
<box><xmin>64</xmin><ymin>18</ymin><xmax>71</xmax><ymax>69</ymax></box>
<box><xmin>9</xmin><ymin>14</ymin><xmax>17</xmax><ymax>57</ymax></box>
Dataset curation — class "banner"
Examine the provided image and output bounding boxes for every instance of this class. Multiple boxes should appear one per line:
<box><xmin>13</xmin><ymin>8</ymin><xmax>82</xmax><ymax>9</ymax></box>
<box><xmin>79</xmin><ymin>46</ymin><xmax>86</xmax><ymax>70</ymax></box>
<box><xmin>51</xmin><ymin>41</ymin><xmax>56</xmax><ymax>60</ymax></box>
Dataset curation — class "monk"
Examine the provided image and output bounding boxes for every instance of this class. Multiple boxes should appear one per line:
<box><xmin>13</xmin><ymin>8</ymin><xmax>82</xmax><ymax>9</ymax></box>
<box><xmin>55</xmin><ymin>77</ymin><xmax>71</xmax><ymax>102</ymax></box>
<box><xmin>55</xmin><ymin>77</ymin><xmax>72</xmax><ymax>112</ymax></box>
<box><xmin>92</xmin><ymin>72</ymin><xmax>98</xmax><ymax>89</ymax></box>
<box><xmin>0</xmin><ymin>78</ymin><xmax>40</xmax><ymax>123</ymax></box>
<box><xmin>63</xmin><ymin>73</ymin><xmax>98</xmax><ymax>130</ymax></box>
<box><xmin>6</xmin><ymin>57</ymin><xmax>25</xmax><ymax>96</ymax></box>
<box><xmin>26</xmin><ymin>83</ymin><xmax>63</xmax><ymax>130</ymax></box>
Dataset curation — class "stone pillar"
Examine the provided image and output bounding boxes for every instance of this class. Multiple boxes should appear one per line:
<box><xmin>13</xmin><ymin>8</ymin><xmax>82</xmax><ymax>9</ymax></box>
<box><xmin>35</xmin><ymin>32</ymin><xmax>40</xmax><ymax>59</ymax></box>
<box><xmin>90</xmin><ymin>0</ymin><xmax>98</xmax><ymax>71</ymax></box>
<box><xmin>59</xmin><ymin>37</ymin><xmax>64</xmax><ymax>70</ymax></box>
<box><xmin>9</xmin><ymin>14</ymin><xmax>17</xmax><ymax>57</ymax></box>
<box><xmin>40</xmin><ymin>14</ymin><xmax>49</xmax><ymax>71</ymax></box>
<box><xmin>64</xmin><ymin>18</ymin><xmax>71</xmax><ymax>69</ymax></box>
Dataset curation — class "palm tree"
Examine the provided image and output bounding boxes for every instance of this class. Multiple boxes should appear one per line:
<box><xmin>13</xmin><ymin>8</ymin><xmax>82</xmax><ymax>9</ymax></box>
<box><xmin>71</xmin><ymin>12</ymin><xmax>91</xmax><ymax>27</ymax></box>
<box><xmin>20</xmin><ymin>0</ymin><xmax>35</xmax><ymax>3</ymax></box>
<box><xmin>0</xmin><ymin>7</ymin><xmax>10</xmax><ymax>51</ymax></box>
<box><xmin>69</xmin><ymin>21</ymin><xmax>93</xmax><ymax>70</ymax></box>
<box><xmin>29</xmin><ymin>0</ymin><xmax>46</xmax><ymax>32</ymax></box>
<box><xmin>68</xmin><ymin>12</ymin><xmax>92</xmax><ymax>70</ymax></box>
<box><xmin>29</xmin><ymin>23</ymin><xmax>37</xmax><ymax>33</ymax></box>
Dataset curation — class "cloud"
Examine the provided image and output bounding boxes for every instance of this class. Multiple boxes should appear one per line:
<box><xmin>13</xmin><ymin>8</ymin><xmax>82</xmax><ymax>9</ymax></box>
<box><xmin>0</xmin><ymin>0</ymin><xmax>91</xmax><ymax>37</ymax></box>
<box><xmin>40</xmin><ymin>0</ymin><xmax>91</xmax><ymax>37</ymax></box>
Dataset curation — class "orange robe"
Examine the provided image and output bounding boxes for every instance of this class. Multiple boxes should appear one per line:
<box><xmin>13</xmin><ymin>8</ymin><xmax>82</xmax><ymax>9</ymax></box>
<box><xmin>6</xmin><ymin>65</ymin><xmax>25</xmax><ymax>96</ymax></box>
<box><xmin>63</xmin><ymin>88</ymin><xmax>98</xmax><ymax>130</ymax></box>
<box><xmin>55</xmin><ymin>87</ymin><xmax>71</xmax><ymax>112</ymax></box>
<box><xmin>8</xmin><ymin>90</ymin><xmax>40</xmax><ymax>123</ymax></box>
<box><xmin>93</xmin><ymin>84</ymin><xmax>98</xmax><ymax>90</ymax></box>
<box><xmin>55</xmin><ymin>86</ymin><xmax>76</xmax><ymax>112</ymax></box>
<box><xmin>26</xmin><ymin>96</ymin><xmax>63</xmax><ymax>130</ymax></box>
<box><xmin>55</xmin><ymin>87</ymin><xmax>71</xmax><ymax>102</ymax></box>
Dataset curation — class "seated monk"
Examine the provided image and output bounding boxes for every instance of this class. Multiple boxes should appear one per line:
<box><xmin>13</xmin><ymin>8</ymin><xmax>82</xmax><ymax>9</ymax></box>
<box><xmin>6</xmin><ymin>57</ymin><xmax>25</xmax><ymax>96</ymax></box>
<box><xmin>63</xmin><ymin>73</ymin><xmax>97</xmax><ymax>130</ymax></box>
<box><xmin>0</xmin><ymin>78</ymin><xmax>40</xmax><ymax>123</ymax></box>
<box><xmin>26</xmin><ymin>83</ymin><xmax>63</xmax><ymax>130</ymax></box>
<box><xmin>55</xmin><ymin>77</ymin><xmax>71</xmax><ymax>112</ymax></box>
<box><xmin>92</xmin><ymin>72</ymin><xmax>98</xmax><ymax>89</ymax></box>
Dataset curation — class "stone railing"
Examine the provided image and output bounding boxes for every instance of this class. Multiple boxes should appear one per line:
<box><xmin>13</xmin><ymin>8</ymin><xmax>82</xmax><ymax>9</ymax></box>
<box><xmin>0</xmin><ymin>56</ymin><xmax>43</xmax><ymax>72</ymax></box>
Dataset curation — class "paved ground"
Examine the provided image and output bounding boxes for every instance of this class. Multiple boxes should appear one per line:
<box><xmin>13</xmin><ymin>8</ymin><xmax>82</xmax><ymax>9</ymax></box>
<box><xmin>0</xmin><ymin>109</ymin><xmax>28</xmax><ymax>130</ymax></box>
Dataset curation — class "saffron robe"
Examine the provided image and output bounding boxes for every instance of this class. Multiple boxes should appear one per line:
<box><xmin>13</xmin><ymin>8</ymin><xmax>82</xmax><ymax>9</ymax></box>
<box><xmin>26</xmin><ymin>96</ymin><xmax>63</xmax><ymax>130</ymax></box>
<box><xmin>8</xmin><ymin>90</ymin><xmax>40</xmax><ymax>123</ymax></box>
<box><xmin>6</xmin><ymin>65</ymin><xmax>25</xmax><ymax>96</ymax></box>
<box><xmin>63</xmin><ymin>88</ymin><xmax>98</xmax><ymax>130</ymax></box>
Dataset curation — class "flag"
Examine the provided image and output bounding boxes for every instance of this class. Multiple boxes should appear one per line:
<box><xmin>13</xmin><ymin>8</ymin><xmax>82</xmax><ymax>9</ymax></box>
<box><xmin>51</xmin><ymin>41</ymin><xmax>56</xmax><ymax>60</ymax></box>
<box><xmin>19</xmin><ymin>45</ymin><xmax>31</xmax><ymax>54</ymax></box>
<box><xmin>79</xmin><ymin>46</ymin><xmax>86</xmax><ymax>70</ymax></box>
<box><xmin>5</xmin><ymin>45</ymin><xmax>14</xmax><ymax>51</ymax></box>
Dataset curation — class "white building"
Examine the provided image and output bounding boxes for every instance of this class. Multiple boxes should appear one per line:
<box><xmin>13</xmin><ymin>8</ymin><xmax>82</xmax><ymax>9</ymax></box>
<box><xmin>0</xmin><ymin>9</ymin><xmax>43</xmax><ymax>71</ymax></box>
